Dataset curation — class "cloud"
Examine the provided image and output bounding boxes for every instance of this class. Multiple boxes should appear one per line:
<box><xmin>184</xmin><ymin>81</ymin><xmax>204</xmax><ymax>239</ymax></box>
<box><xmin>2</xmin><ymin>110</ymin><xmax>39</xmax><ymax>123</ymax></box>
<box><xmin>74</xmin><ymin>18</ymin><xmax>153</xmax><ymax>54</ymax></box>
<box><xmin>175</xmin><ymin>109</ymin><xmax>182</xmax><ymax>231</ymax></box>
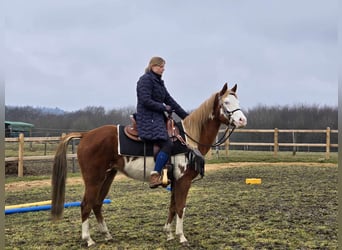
<box><xmin>4</xmin><ymin>0</ymin><xmax>337</xmax><ymax>111</ymax></box>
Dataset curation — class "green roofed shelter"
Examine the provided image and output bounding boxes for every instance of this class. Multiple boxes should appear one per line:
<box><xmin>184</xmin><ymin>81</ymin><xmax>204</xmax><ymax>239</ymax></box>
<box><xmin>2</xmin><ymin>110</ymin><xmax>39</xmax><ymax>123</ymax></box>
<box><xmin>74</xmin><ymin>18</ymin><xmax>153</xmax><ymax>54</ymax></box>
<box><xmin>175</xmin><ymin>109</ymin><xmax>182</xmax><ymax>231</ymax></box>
<box><xmin>5</xmin><ymin>121</ymin><xmax>34</xmax><ymax>137</ymax></box>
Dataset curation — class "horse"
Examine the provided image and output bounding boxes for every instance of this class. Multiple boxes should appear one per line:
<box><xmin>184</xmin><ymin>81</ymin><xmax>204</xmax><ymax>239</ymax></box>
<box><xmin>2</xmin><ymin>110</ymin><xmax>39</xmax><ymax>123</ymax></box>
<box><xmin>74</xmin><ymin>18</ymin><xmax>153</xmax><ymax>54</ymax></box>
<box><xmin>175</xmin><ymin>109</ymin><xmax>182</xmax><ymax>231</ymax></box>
<box><xmin>51</xmin><ymin>83</ymin><xmax>247</xmax><ymax>247</ymax></box>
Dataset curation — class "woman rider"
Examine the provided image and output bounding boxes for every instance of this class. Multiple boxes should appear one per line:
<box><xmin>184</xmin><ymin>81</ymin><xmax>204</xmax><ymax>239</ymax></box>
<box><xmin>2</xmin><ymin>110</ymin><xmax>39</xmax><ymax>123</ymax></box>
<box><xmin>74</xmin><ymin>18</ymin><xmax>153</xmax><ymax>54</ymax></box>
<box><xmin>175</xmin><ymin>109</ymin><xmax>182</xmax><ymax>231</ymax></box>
<box><xmin>136</xmin><ymin>56</ymin><xmax>188</xmax><ymax>188</ymax></box>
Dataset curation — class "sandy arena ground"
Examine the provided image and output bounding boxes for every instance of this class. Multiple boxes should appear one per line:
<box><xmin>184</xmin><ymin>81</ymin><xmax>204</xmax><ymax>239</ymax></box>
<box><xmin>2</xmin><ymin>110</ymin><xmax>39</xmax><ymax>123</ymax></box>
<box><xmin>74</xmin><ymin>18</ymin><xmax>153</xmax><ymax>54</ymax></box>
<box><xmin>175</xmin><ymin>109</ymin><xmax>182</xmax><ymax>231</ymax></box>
<box><xmin>5</xmin><ymin>162</ymin><xmax>336</xmax><ymax>192</ymax></box>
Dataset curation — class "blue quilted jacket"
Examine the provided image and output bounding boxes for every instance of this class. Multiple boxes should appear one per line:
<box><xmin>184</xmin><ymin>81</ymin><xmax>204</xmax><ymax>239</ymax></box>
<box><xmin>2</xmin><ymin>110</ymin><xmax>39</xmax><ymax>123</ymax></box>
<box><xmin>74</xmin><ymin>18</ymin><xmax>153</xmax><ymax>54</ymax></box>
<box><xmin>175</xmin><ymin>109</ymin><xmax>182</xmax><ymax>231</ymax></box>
<box><xmin>136</xmin><ymin>71</ymin><xmax>188</xmax><ymax>141</ymax></box>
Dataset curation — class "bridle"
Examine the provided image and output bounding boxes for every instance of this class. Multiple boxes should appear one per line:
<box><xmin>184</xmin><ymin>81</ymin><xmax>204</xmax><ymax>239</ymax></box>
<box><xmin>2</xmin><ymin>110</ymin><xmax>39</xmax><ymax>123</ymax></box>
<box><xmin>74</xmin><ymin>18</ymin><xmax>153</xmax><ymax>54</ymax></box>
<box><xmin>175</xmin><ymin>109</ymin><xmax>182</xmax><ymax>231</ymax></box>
<box><xmin>184</xmin><ymin>125</ymin><xmax>236</xmax><ymax>148</ymax></box>
<box><xmin>182</xmin><ymin>92</ymin><xmax>240</xmax><ymax>148</ymax></box>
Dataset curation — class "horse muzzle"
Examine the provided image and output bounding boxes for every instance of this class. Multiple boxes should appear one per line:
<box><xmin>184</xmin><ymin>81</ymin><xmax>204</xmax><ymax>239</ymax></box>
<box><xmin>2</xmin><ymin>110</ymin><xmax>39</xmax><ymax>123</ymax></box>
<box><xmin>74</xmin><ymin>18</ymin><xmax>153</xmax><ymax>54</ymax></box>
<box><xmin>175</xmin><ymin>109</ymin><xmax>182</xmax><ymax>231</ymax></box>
<box><xmin>232</xmin><ymin>116</ymin><xmax>247</xmax><ymax>128</ymax></box>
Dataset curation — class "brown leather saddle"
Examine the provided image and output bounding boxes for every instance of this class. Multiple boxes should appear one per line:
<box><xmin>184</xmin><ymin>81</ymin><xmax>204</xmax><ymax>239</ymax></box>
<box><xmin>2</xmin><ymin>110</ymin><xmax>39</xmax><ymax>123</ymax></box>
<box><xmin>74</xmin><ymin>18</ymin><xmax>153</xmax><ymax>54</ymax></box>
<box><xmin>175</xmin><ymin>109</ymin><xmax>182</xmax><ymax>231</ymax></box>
<box><xmin>124</xmin><ymin>114</ymin><xmax>181</xmax><ymax>142</ymax></box>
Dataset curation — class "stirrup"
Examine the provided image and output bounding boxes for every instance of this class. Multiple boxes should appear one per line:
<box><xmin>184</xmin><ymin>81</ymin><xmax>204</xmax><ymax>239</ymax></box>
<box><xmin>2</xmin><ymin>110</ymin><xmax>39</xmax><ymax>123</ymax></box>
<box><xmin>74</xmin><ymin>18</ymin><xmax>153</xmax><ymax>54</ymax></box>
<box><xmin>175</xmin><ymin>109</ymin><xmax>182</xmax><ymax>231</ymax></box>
<box><xmin>161</xmin><ymin>168</ymin><xmax>170</xmax><ymax>187</ymax></box>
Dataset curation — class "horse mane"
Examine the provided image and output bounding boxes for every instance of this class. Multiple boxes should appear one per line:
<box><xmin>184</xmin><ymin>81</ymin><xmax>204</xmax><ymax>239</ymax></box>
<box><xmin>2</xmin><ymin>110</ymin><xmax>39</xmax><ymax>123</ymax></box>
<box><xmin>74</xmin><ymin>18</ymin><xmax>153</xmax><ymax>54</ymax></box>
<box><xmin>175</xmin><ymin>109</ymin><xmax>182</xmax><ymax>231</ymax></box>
<box><xmin>183</xmin><ymin>92</ymin><xmax>218</xmax><ymax>143</ymax></box>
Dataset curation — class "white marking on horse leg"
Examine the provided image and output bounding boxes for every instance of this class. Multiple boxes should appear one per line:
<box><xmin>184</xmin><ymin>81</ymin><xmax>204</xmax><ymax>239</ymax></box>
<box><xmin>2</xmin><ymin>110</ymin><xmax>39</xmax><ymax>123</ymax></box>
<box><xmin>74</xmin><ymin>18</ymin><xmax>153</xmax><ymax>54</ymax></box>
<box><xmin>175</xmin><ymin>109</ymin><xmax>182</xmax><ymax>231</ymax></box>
<box><xmin>175</xmin><ymin>208</ymin><xmax>188</xmax><ymax>244</ymax></box>
<box><xmin>163</xmin><ymin>223</ymin><xmax>174</xmax><ymax>241</ymax></box>
<box><xmin>98</xmin><ymin>220</ymin><xmax>113</xmax><ymax>241</ymax></box>
<box><xmin>82</xmin><ymin>219</ymin><xmax>95</xmax><ymax>247</ymax></box>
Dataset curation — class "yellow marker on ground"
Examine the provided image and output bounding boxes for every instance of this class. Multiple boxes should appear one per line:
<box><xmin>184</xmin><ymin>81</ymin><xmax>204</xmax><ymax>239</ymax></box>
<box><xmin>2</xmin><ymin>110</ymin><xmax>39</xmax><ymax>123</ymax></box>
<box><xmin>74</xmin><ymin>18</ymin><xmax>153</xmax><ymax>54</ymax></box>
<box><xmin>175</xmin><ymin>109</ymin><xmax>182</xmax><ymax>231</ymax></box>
<box><xmin>245</xmin><ymin>178</ymin><xmax>262</xmax><ymax>184</ymax></box>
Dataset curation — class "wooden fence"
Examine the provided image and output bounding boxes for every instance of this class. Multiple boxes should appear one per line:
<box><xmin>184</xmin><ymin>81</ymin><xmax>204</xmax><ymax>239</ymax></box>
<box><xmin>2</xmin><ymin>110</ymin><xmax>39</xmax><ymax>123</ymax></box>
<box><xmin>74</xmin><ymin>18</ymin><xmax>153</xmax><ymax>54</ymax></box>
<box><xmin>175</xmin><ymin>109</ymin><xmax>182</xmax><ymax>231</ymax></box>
<box><xmin>5</xmin><ymin>128</ymin><xmax>338</xmax><ymax>177</ymax></box>
<box><xmin>213</xmin><ymin>127</ymin><xmax>338</xmax><ymax>159</ymax></box>
<box><xmin>5</xmin><ymin>133</ymin><xmax>76</xmax><ymax>177</ymax></box>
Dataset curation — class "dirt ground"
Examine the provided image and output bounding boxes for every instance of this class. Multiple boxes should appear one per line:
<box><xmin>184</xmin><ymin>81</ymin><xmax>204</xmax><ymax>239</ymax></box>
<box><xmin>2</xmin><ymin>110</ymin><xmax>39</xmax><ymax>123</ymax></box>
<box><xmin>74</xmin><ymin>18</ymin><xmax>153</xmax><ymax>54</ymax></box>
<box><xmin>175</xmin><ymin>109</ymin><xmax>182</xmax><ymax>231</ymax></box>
<box><xmin>5</xmin><ymin>162</ymin><xmax>336</xmax><ymax>192</ymax></box>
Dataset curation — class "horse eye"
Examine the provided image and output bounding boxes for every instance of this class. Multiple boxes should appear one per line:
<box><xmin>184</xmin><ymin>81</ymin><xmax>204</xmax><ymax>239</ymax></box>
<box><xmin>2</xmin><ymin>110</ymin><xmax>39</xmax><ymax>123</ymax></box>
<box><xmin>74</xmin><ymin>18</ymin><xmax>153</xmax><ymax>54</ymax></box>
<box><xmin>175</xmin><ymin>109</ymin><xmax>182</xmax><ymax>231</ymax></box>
<box><xmin>224</xmin><ymin>101</ymin><xmax>230</xmax><ymax>105</ymax></box>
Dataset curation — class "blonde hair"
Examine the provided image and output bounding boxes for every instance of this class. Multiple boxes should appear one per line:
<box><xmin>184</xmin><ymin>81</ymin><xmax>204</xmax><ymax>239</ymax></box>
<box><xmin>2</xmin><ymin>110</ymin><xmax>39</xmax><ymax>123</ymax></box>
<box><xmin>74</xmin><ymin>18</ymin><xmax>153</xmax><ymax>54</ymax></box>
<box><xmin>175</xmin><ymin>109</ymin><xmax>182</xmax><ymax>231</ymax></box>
<box><xmin>145</xmin><ymin>56</ymin><xmax>165</xmax><ymax>73</ymax></box>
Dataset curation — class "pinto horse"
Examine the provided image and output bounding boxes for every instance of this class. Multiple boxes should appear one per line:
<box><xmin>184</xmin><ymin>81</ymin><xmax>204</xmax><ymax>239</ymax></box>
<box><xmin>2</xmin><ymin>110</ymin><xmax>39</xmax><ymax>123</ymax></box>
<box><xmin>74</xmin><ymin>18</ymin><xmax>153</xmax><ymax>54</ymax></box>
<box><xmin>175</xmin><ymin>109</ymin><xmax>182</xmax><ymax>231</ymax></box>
<box><xmin>51</xmin><ymin>83</ymin><xmax>247</xmax><ymax>247</ymax></box>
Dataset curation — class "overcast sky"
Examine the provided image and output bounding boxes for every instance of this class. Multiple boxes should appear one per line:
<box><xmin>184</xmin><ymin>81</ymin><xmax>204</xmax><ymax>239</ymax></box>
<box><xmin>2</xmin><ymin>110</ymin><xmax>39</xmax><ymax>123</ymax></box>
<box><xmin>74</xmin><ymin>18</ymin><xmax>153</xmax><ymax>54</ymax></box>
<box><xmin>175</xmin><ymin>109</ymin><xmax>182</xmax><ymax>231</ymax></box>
<box><xmin>4</xmin><ymin>1</ymin><xmax>337</xmax><ymax>112</ymax></box>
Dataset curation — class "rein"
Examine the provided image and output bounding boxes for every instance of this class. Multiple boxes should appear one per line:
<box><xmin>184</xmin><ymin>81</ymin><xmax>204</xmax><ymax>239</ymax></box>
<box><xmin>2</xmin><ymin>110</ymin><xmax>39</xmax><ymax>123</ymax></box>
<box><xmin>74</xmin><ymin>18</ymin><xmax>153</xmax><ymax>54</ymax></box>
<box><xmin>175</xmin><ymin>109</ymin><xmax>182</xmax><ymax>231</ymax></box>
<box><xmin>170</xmin><ymin>93</ymin><xmax>241</xmax><ymax>183</ymax></box>
<box><xmin>178</xmin><ymin>105</ymin><xmax>239</xmax><ymax>183</ymax></box>
<box><xmin>181</xmin><ymin>106</ymin><xmax>240</xmax><ymax>148</ymax></box>
<box><xmin>183</xmin><ymin>125</ymin><xmax>236</xmax><ymax>148</ymax></box>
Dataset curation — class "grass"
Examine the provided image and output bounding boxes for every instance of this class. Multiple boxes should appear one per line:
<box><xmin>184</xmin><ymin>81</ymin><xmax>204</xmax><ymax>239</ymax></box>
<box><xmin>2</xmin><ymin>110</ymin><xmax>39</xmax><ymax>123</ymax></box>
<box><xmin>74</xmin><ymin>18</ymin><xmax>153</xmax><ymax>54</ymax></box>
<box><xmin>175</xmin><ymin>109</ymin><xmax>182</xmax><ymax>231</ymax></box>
<box><xmin>5</xmin><ymin>141</ymin><xmax>60</xmax><ymax>157</ymax></box>
<box><xmin>6</xmin><ymin>140</ymin><xmax>337</xmax><ymax>163</ymax></box>
<box><xmin>5</xmin><ymin>150</ymin><xmax>337</xmax><ymax>183</ymax></box>
<box><xmin>207</xmin><ymin>150</ymin><xmax>337</xmax><ymax>164</ymax></box>
<box><xmin>5</xmin><ymin>163</ymin><xmax>337</xmax><ymax>249</ymax></box>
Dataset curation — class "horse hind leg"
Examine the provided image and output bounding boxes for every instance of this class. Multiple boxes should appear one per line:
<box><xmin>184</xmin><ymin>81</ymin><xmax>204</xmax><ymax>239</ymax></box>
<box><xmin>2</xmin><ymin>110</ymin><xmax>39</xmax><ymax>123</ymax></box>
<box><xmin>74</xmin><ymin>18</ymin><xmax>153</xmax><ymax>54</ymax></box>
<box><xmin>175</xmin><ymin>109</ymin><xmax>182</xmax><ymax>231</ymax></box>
<box><xmin>93</xmin><ymin>205</ymin><xmax>112</xmax><ymax>242</ymax></box>
<box><xmin>81</xmin><ymin>168</ymin><xmax>117</xmax><ymax>247</ymax></box>
<box><xmin>93</xmin><ymin>169</ymin><xmax>117</xmax><ymax>242</ymax></box>
<box><xmin>81</xmin><ymin>194</ymin><xmax>96</xmax><ymax>247</ymax></box>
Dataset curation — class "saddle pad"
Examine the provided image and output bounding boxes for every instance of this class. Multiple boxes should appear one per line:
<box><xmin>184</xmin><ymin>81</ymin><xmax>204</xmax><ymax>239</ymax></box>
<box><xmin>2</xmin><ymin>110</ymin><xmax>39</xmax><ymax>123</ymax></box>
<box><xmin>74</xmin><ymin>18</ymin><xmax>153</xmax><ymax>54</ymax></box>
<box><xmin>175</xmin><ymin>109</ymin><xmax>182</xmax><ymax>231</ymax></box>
<box><xmin>118</xmin><ymin>124</ymin><xmax>188</xmax><ymax>157</ymax></box>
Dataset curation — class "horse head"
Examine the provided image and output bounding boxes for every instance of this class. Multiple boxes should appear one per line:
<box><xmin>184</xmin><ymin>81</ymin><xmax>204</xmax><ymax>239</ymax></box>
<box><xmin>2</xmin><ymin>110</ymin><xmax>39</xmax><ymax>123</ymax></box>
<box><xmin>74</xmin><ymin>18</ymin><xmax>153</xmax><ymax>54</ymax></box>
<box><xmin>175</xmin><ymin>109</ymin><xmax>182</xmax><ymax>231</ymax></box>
<box><xmin>183</xmin><ymin>82</ymin><xmax>247</xmax><ymax>155</ymax></box>
<box><xmin>215</xmin><ymin>83</ymin><xmax>247</xmax><ymax>128</ymax></box>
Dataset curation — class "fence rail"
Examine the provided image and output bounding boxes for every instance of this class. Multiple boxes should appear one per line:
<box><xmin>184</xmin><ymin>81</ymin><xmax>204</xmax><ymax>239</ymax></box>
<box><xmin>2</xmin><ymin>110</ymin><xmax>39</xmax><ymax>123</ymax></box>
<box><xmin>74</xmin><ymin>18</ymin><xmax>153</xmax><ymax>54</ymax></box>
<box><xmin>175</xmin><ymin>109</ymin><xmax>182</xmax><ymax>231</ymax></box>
<box><xmin>217</xmin><ymin>127</ymin><xmax>338</xmax><ymax>159</ymax></box>
<box><xmin>5</xmin><ymin>127</ymin><xmax>338</xmax><ymax>177</ymax></box>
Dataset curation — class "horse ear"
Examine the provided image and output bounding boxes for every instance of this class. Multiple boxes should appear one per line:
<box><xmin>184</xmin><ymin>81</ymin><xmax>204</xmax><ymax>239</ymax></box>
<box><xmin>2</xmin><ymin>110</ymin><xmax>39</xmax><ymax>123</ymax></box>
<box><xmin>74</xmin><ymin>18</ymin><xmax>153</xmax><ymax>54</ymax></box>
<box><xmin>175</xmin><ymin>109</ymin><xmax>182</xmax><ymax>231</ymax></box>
<box><xmin>220</xmin><ymin>83</ymin><xmax>228</xmax><ymax>96</ymax></box>
<box><xmin>231</xmin><ymin>84</ymin><xmax>237</xmax><ymax>93</ymax></box>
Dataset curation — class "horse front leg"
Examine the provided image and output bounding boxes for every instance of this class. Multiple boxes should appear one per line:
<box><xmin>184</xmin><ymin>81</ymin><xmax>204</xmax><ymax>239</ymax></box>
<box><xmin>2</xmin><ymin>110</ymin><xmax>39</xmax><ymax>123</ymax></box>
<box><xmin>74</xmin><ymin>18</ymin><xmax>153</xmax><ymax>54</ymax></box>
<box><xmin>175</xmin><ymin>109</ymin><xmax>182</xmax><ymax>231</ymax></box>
<box><xmin>164</xmin><ymin>187</ymin><xmax>176</xmax><ymax>241</ymax></box>
<box><xmin>173</xmin><ymin>176</ymin><xmax>192</xmax><ymax>246</ymax></box>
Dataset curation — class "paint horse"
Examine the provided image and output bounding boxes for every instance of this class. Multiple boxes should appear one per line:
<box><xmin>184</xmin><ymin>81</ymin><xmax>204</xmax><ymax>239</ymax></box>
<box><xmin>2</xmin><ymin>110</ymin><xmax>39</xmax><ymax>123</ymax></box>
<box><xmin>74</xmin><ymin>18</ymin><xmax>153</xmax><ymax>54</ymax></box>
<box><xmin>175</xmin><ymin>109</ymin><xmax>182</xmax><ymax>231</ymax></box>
<box><xmin>51</xmin><ymin>83</ymin><xmax>247</xmax><ymax>247</ymax></box>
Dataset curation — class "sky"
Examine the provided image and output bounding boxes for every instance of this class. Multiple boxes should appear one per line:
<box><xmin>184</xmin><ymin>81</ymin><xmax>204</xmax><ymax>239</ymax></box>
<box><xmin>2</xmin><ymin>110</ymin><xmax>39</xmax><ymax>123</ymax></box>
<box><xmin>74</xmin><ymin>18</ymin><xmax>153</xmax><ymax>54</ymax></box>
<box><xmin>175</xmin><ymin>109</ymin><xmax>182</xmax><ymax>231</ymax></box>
<box><xmin>4</xmin><ymin>0</ymin><xmax>338</xmax><ymax>112</ymax></box>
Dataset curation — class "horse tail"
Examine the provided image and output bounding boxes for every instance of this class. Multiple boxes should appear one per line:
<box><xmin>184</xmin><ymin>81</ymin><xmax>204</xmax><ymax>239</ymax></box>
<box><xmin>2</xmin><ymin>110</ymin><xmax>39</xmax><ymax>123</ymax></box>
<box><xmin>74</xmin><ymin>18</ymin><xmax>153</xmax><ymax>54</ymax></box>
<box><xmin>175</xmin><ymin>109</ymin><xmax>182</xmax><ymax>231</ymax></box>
<box><xmin>51</xmin><ymin>132</ymin><xmax>82</xmax><ymax>221</ymax></box>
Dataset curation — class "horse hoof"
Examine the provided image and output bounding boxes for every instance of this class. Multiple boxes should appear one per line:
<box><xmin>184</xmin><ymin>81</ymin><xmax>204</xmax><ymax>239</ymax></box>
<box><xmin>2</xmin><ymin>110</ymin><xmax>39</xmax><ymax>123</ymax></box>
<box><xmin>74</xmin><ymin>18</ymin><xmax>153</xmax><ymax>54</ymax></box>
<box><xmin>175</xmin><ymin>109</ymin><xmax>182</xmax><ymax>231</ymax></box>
<box><xmin>105</xmin><ymin>237</ymin><xmax>114</xmax><ymax>242</ymax></box>
<box><xmin>105</xmin><ymin>234</ymin><xmax>113</xmax><ymax>241</ymax></box>
<box><xmin>167</xmin><ymin>235</ymin><xmax>175</xmax><ymax>241</ymax></box>
<box><xmin>87</xmin><ymin>239</ymin><xmax>96</xmax><ymax>248</ymax></box>
<box><xmin>181</xmin><ymin>241</ymin><xmax>190</xmax><ymax>247</ymax></box>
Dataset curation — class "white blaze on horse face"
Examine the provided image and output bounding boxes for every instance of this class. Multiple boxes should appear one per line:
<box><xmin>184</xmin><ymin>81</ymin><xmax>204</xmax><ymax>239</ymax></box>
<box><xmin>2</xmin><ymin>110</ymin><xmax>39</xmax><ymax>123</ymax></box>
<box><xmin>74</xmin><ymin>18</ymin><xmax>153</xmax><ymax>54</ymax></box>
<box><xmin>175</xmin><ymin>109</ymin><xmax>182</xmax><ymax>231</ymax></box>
<box><xmin>221</xmin><ymin>94</ymin><xmax>247</xmax><ymax>128</ymax></box>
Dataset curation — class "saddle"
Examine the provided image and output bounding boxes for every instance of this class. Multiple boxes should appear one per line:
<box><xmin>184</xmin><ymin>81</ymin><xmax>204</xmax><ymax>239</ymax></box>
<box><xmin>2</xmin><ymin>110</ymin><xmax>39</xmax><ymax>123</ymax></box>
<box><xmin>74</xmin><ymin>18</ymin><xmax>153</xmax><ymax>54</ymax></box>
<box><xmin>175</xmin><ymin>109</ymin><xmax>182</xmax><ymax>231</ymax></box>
<box><xmin>124</xmin><ymin>114</ymin><xmax>182</xmax><ymax>142</ymax></box>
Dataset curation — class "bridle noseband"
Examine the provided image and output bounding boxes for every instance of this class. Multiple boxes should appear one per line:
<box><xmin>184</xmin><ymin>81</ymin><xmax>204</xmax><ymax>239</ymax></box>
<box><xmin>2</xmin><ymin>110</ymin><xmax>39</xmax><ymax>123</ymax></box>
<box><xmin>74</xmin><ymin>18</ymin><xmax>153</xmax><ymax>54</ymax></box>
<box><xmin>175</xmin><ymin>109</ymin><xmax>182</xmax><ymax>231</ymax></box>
<box><xmin>222</xmin><ymin>107</ymin><xmax>241</xmax><ymax>119</ymax></box>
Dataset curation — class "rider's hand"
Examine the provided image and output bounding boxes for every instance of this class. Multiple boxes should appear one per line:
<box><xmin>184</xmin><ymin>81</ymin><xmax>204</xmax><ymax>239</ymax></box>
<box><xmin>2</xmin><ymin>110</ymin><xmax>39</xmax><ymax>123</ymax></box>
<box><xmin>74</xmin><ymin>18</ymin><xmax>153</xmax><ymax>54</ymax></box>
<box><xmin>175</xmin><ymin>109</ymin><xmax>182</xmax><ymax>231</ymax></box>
<box><xmin>165</xmin><ymin>105</ymin><xmax>172</xmax><ymax>113</ymax></box>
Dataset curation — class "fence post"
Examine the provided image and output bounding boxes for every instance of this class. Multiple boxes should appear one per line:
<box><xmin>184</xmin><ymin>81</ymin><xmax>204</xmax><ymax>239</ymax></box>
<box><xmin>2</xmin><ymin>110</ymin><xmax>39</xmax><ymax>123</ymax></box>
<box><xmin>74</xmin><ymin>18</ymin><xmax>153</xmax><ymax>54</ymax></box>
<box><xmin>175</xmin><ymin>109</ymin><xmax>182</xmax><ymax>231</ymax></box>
<box><xmin>326</xmin><ymin>127</ymin><xmax>331</xmax><ymax>160</ymax></box>
<box><xmin>18</xmin><ymin>133</ymin><xmax>24</xmax><ymax>177</ymax></box>
<box><xmin>207</xmin><ymin>148</ymin><xmax>212</xmax><ymax>160</ymax></box>
<box><xmin>72</xmin><ymin>139</ymin><xmax>76</xmax><ymax>173</ymax></box>
<box><xmin>225</xmin><ymin>138</ymin><xmax>230</xmax><ymax>157</ymax></box>
<box><xmin>274</xmin><ymin>128</ymin><xmax>278</xmax><ymax>157</ymax></box>
<box><xmin>292</xmin><ymin>131</ymin><xmax>296</xmax><ymax>156</ymax></box>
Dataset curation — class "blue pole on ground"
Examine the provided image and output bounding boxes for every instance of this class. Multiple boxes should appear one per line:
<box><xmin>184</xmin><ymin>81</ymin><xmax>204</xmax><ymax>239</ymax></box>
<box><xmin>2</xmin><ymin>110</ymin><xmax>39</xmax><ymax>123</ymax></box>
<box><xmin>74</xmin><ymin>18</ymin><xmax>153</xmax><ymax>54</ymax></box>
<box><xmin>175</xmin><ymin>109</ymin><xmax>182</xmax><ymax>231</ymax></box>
<box><xmin>5</xmin><ymin>199</ymin><xmax>111</xmax><ymax>215</ymax></box>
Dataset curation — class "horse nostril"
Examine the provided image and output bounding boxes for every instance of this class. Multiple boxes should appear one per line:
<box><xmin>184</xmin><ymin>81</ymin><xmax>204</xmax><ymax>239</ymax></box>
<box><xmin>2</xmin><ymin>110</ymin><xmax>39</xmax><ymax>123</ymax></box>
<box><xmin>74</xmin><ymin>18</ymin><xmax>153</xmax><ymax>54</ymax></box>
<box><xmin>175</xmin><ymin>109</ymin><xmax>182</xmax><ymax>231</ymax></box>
<box><xmin>239</xmin><ymin>117</ymin><xmax>247</xmax><ymax>125</ymax></box>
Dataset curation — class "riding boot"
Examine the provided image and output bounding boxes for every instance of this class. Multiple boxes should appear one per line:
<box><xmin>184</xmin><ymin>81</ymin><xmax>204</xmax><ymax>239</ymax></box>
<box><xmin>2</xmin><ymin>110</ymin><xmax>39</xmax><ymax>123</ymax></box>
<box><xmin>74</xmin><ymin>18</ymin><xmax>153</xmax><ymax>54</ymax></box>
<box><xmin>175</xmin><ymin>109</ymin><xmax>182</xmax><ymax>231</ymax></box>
<box><xmin>150</xmin><ymin>151</ymin><xmax>169</xmax><ymax>188</ymax></box>
<box><xmin>149</xmin><ymin>171</ymin><xmax>162</xmax><ymax>188</ymax></box>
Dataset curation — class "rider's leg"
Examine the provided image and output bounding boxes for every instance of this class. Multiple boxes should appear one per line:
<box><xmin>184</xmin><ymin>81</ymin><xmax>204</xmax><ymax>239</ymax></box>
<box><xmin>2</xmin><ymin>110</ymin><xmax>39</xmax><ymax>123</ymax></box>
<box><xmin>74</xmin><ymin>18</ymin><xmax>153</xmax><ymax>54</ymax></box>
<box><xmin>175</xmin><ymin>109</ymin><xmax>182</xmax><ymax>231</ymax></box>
<box><xmin>149</xmin><ymin>139</ymin><xmax>173</xmax><ymax>188</ymax></box>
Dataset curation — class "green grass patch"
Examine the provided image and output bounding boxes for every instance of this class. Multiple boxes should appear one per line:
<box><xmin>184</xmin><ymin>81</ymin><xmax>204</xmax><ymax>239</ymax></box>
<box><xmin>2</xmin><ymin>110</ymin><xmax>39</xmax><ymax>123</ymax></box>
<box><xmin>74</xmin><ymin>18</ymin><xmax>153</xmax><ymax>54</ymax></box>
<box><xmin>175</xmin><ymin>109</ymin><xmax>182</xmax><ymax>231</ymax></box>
<box><xmin>206</xmin><ymin>150</ymin><xmax>337</xmax><ymax>164</ymax></box>
<box><xmin>5</xmin><ymin>164</ymin><xmax>337</xmax><ymax>249</ymax></box>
